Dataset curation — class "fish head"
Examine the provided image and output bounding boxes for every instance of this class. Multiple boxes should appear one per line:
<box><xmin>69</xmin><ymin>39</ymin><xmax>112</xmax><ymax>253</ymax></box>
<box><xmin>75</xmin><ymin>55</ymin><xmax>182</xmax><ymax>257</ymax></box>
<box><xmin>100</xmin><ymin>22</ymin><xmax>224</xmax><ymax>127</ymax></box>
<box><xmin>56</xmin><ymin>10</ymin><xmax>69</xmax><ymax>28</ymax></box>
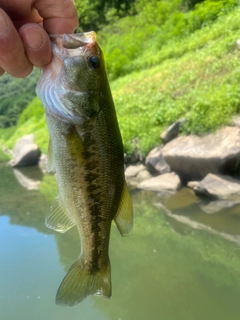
<box><xmin>37</xmin><ymin>32</ymin><xmax>108</xmax><ymax>124</ymax></box>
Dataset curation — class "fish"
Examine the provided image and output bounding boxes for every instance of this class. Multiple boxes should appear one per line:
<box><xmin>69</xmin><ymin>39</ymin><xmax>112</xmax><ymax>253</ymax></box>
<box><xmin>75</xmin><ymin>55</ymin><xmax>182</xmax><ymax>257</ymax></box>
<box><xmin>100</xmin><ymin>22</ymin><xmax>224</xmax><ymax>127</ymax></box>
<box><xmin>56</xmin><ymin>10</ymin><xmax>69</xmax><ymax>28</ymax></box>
<box><xmin>36</xmin><ymin>32</ymin><xmax>133</xmax><ymax>307</ymax></box>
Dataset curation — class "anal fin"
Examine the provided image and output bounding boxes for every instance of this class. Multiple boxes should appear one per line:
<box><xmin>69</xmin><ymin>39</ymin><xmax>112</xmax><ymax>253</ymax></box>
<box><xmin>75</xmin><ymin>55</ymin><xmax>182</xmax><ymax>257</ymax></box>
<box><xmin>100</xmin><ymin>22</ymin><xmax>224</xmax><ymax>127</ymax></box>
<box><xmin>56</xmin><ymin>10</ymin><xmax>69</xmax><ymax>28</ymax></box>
<box><xmin>46</xmin><ymin>196</ymin><xmax>75</xmax><ymax>233</ymax></box>
<box><xmin>114</xmin><ymin>181</ymin><xmax>133</xmax><ymax>237</ymax></box>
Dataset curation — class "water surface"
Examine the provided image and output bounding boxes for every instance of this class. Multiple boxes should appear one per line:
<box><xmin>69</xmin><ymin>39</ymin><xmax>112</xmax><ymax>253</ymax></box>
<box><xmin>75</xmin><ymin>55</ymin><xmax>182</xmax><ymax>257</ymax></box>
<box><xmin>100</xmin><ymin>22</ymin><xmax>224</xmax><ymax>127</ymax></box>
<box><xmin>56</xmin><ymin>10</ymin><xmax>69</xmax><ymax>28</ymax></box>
<box><xmin>1</xmin><ymin>164</ymin><xmax>240</xmax><ymax>320</ymax></box>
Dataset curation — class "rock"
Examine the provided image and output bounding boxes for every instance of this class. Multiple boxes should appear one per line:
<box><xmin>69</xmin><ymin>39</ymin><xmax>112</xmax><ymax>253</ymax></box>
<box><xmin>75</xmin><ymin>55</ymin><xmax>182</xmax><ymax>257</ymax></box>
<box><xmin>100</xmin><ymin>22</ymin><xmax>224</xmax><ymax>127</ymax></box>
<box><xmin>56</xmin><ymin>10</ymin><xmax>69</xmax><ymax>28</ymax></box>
<box><xmin>231</xmin><ymin>116</ymin><xmax>240</xmax><ymax>128</ymax></box>
<box><xmin>160</xmin><ymin>118</ymin><xmax>185</xmax><ymax>143</ymax></box>
<box><xmin>14</xmin><ymin>133</ymin><xmax>34</xmax><ymax>148</ymax></box>
<box><xmin>187</xmin><ymin>181</ymin><xmax>200</xmax><ymax>189</ymax></box>
<box><xmin>129</xmin><ymin>137</ymin><xmax>144</xmax><ymax>163</ymax></box>
<box><xmin>162</xmin><ymin>126</ymin><xmax>240</xmax><ymax>182</ymax></box>
<box><xmin>137</xmin><ymin>172</ymin><xmax>181</xmax><ymax>192</ymax></box>
<box><xmin>199</xmin><ymin>199</ymin><xmax>240</xmax><ymax>214</ymax></box>
<box><xmin>125</xmin><ymin>164</ymin><xmax>146</xmax><ymax>178</ymax></box>
<box><xmin>145</xmin><ymin>146</ymin><xmax>170</xmax><ymax>174</ymax></box>
<box><xmin>193</xmin><ymin>173</ymin><xmax>240</xmax><ymax>200</ymax></box>
<box><xmin>236</xmin><ymin>39</ymin><xmax>240</xmax><ymax>49</ymax></box>
<box><xmin>10</xmin><ymin>134</ymin><xmax>41</xmax><ymax>167</ymax></box>
<box><xmin>136</xmin><ymin>169</ymin><xmax>152</xmax><ymax>182</ymax></box>
<box><xmin>125</xmin><ymin>164</ymin><xmax>152</xmax><ymax>186</ymax></box>
<box><xmin>130</xmin><ymin>148</ymin><xmax>143</xmax><ymax>163</ymax></box>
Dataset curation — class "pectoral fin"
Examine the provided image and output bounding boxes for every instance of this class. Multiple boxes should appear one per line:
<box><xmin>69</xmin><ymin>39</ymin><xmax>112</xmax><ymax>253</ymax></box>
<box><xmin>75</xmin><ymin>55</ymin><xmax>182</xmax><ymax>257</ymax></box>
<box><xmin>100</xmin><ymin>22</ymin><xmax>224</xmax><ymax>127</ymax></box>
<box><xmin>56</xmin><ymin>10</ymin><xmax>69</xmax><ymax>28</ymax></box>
<box><xmin>114</xmin><ymin>181</ymin><xmax>133</xmax><ymax>236</ymax></box>
<box><xmin>47</xmin><ymin>138</ymin><xmax>55</xmax><ymax>172</ymax></box>
<box><xmin>46</xmin><ymin>196</ymin><xmax>75</xmax><ymax>233</ymax></box>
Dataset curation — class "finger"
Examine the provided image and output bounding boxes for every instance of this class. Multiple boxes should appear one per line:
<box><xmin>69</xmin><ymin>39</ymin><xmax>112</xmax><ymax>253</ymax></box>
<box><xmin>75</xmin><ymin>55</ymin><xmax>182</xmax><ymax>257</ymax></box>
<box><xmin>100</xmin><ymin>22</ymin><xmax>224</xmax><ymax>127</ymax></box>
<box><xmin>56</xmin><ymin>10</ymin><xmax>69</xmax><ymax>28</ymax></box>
<box><xmin>19</xmin><ymin>23</ymin><xmax>52</xmax><ymax>68</ymax></box>
<box><xmin>35</xmin><ymin>0</ymin><xmax>79</xmax><ymax>34</ymax></box>
<box><xmin>0</xmin><ymin>67</ymin><xmax>5</xmax><ymax>76</ymax></box>
<box><xmin>9</xmin><ymin>8</ymin><xmax>43</xmax><ymax>30</ymax></box>
<box><xmin>0</xmin><ymin>0</ymin><xmax>43</xmax><ymax>29</ymax></box>
<box><xmin>0</xmin><ymin>9</ymin><xmax>32</xmax><ymax>77</ymax></box>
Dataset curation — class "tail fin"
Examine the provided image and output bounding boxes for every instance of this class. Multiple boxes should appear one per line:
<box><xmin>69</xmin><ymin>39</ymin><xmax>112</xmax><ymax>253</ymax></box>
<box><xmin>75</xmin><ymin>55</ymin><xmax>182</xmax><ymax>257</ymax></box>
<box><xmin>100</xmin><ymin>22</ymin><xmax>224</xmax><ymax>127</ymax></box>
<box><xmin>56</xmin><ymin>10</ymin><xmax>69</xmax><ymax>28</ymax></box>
<box><xmin>56</xmin><ymin>258</ymin><xmax>111</xmax><ymax>307</ymax></box>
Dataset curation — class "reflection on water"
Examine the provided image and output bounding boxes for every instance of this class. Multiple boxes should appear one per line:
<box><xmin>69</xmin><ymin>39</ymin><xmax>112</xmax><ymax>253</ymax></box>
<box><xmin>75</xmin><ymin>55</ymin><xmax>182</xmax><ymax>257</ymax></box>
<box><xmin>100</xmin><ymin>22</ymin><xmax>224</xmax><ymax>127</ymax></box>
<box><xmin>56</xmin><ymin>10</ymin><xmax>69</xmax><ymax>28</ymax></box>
<box><xmin>13</xmin><ymin>166</ymin><xmax>43</xmax><ymax>190</ymax></box>
<box><xmin>1</xmin><ymin>164</ymin><xmax>240</xmax><ymax>320</ymax></box>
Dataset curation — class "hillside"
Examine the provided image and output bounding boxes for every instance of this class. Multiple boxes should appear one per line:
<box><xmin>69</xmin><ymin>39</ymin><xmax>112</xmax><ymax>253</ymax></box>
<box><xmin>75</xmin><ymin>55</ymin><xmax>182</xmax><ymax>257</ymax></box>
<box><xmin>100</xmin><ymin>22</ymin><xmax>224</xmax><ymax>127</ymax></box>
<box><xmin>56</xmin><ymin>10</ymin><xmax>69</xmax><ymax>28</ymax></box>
<box><xmin>0</xmin><ymin>68</ymin><xmax>40</xmax><ymax>128</ymax></box>
<box><xmin>1</xmin><ymin>0</ymin><xmax>240</xmax><ymax>158</ymax></box>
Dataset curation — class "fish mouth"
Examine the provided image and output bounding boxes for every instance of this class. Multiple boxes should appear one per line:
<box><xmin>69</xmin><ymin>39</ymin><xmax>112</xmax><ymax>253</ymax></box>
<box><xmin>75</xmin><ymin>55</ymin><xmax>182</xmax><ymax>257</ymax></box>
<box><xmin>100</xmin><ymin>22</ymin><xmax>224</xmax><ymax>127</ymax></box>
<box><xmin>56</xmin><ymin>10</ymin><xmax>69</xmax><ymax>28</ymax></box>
<box><xmin>50</xmin><ymin>32</ymin><xmax>97</xmax><ymax>49</ymax></box>
<box><xmin>43</xmin><ymin>31</ymin><xmax>99</xmax><ymax>82</ymax></box>
<box><xmin>49</xmin><ymin>32</ymin><xmax>97</xmax><ymax>58</ymax></box>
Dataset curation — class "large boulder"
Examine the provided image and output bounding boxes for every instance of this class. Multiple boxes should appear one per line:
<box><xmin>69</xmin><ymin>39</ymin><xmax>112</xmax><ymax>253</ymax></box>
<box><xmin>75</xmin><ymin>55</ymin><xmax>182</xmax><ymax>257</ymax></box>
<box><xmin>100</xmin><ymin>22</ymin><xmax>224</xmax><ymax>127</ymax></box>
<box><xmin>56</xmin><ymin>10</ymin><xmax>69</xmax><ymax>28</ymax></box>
<box><xmin>10</xmin><ymin>134</ymin><xmax>41</xmax><ymax>167</ymax></box>
<box><xmin>191</xmin><ymin>173</ymin><xmax>240</xmax><ymax>200</ymax></box>
<box><xmin>162</xmin><ymin>126</ymin><xmax>240</xmax><ymax>181</ymax></box>
<box><xmin>137</xmin><ymin>172</ymin><xmax>181</xmax><ymax>192</ymax></box>
<box><xmin>145</xmin><ymin>146</ymin><xmax>170</xmax><ymax>175</ymax></box>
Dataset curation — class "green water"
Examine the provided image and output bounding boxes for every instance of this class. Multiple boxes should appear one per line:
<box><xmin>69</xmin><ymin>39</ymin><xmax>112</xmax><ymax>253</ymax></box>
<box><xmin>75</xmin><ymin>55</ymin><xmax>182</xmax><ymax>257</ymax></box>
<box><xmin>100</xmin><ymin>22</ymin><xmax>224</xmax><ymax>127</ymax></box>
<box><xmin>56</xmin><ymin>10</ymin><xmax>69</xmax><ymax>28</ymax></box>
<box><xmin>1</xmin><ymin>164</ymin><xmax>240</xmax><ymax>320</ymax></box>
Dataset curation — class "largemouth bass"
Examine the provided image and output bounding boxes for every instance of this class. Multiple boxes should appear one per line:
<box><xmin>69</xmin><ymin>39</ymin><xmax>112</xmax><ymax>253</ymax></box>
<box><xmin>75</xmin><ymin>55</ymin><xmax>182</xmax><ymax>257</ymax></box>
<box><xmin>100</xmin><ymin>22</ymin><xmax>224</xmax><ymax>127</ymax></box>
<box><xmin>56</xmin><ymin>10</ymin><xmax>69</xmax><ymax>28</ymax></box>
<box><xmin>36</xmin><ymin>32</ymin><xmax>133</xmax><ymax>307</ymax></box>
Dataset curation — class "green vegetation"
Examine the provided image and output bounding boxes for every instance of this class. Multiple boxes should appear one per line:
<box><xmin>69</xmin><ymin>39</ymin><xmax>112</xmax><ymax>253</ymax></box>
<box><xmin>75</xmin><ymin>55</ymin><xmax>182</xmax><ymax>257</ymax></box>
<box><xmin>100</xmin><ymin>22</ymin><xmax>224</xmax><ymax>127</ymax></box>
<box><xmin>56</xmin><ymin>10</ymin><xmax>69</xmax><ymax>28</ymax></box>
<box><xmin>0</xmin><ymin>127</ymin><xmax>15</xmax><ymax>161</ymax></box>
<box><xmin>0</xmin><ymin>126</ymin><xmax>16</xmax><ymax>141</ymax></box>
<box><xmin>0</xmin><ymin>68</ymin><xmax>40</xmax><ymax>128</ymax></box>
<box><xmin>99</xmin><ymin>0</ymin><xmax>238</xmax><ymax>79</ymax></box>
<box><xmin>2</xmin><ymin>0</ymin><xmax>240</xmax><ymax>157</ymax></box>
<box><xmin>5</xmin><ymin>97</ymin><xmax>48</xmax><ymax>153</ymax></box>
<box><xmin>98</xmin><ymin>0</ymin><xmax>240</xmax><ymax>153</ymax></box>
<box><xmin>0</xmin><ymin>147</ymin><xmax>10</xmax><ymax>162</ymax></box>
<box><xmin>75</xmin><ymin>0</ymin><xmax>135</xmax><ymax>31</ymax></box>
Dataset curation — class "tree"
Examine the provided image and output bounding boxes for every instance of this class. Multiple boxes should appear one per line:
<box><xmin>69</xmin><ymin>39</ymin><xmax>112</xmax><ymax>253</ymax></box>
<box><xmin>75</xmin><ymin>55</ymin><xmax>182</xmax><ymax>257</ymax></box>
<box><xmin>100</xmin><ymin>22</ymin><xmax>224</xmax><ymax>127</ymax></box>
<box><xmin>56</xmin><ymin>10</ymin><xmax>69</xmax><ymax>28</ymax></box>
<box><xmin>75</xmin><ymin>0</ymin><xmax>135</xmax><ymax>31</ymax></box>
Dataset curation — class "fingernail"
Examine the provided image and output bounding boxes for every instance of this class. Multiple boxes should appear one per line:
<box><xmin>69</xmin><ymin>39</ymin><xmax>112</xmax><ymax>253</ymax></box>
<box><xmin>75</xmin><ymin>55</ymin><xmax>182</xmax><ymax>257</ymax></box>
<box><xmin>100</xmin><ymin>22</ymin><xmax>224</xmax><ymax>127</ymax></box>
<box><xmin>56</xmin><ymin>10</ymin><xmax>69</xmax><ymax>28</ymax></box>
<box><xmin>0</xmin><ymin>10</ymin><xmax>8</xmax><ymax>38</ymax></box>
<box><xmin>22</xmin><ymin>27</ymin><xmax>44</xmax><ymax>49</ymax></box>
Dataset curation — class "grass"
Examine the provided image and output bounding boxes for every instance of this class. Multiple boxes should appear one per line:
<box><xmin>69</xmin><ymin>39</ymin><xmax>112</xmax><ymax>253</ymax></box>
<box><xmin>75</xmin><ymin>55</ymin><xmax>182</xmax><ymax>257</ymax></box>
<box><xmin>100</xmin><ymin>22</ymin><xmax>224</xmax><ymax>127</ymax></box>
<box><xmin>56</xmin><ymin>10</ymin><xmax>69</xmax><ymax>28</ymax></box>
<box><xmin>0</xmin><ymin>126</ymin><xmax>17</xmax><ymax>142</ymax></box>
<box><xmin>111</xmin><ymin>17</ymin><xmax>240</xmax><ymax>153</ymax></box>
<box><xmin>5</xmin><ymin>97</ymin><xmax>49</xmax><ymax>153</ymax></box>
<box><xmin>6</xmin><ymin>117</ymin><xmax>48</xmax><ymax>153</ymax></box>
<box><xmin>0</xmin><ymin>126</ymin><xmax>15</xmax><ymax>162</ymax></box>
<box><xmin>0</xmin><ymin>147</ymin><xmax>10</xmax><ymax>162</ymax></box>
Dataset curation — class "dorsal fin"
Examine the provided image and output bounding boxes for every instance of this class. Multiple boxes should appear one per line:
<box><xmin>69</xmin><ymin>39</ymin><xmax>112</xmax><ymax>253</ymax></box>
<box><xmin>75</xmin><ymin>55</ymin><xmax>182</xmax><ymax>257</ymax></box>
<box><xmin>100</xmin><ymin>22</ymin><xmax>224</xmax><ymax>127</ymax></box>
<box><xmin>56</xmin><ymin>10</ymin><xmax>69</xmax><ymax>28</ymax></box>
<box><xmin>114</xmin><ymin>181</ymin><xmax>133</xmax><ymax>236</ymax></box>
<box><xmin>46</xmin><ymin>196</ymin><xmax>75</xmax><ymax>233</ymax></box>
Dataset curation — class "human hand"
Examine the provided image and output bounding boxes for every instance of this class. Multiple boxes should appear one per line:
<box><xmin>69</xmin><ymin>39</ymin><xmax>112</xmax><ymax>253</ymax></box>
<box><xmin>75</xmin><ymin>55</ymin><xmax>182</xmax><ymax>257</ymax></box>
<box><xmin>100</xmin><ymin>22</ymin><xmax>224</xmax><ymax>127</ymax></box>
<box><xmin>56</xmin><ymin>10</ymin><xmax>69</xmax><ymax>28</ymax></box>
<box><xmin>0</xmin><ymin>0</ymin><xmax>79</xmax><ymax>77</ymax></box>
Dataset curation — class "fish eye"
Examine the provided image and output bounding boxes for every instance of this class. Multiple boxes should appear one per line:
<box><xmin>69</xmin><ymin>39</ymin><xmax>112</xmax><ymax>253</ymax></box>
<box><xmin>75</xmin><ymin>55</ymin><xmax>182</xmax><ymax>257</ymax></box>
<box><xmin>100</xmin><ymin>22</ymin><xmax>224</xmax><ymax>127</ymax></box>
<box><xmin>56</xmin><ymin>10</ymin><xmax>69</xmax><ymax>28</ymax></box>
<box><xmin>88</xmin><ymin>56</ymin><xmax>101</xmax><ymax>70</ymax></box>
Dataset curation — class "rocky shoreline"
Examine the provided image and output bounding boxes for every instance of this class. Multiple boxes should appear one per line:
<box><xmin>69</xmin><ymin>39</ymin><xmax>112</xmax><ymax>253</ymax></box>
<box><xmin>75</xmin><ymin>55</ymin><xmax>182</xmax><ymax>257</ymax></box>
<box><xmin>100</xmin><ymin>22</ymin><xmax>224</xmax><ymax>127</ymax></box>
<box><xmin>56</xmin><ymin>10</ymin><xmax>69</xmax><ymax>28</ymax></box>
<box><xmin>5</xmin><ymin>117</ymin><xmax>240</xmax><ymax>209</ymax></box>
<box><xmin>125</xmin><ymin>117</ymin><xmax>240</xmax><ymax>205</ymax></box>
